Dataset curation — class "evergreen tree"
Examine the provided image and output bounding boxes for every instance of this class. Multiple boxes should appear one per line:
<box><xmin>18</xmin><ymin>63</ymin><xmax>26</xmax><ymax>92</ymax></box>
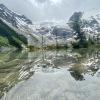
<box><xmin>68</xmin><ymin>12</ymin><xmax>88</xmax><ymax>48</ymax></box>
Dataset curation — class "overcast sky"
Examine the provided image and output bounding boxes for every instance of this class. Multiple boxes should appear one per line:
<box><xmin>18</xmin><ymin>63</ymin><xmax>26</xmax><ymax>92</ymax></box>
<box><xmin>0</xmin><ymin>0</ymin><xmax>100</xmax><ymax>22</ymax></box>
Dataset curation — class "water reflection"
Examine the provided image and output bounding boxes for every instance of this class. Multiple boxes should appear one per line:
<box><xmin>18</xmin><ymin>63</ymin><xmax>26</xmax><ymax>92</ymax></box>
<box><xmin>0</xmin><ymin>50</ymin><xmax>29</xmax><ymax>98</ymax></box>
<box><xmin>0</xmin><ymin>48</ymin><xmax>100</xmax><ymax>100</ymax></box>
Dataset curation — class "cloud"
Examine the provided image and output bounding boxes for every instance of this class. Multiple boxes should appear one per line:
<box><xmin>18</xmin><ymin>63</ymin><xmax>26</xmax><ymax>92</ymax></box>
<box><xmin>33</xmin><ymin>0</ymin><xmax>62</xmax><ymax>4</ymax></box>
<box><xmin>0</xmin><ymin>0</ymin><xmax>100</xmax><ymax>22</ymax></box>
<box><xmin>35</xmin><ymin>0</ymin><xmax>47</xmax><ymax>3</ymax></box>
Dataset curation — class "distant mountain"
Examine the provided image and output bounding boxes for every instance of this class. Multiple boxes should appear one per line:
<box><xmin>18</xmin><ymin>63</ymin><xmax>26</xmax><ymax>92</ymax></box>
<box><xmin>31</xmin><ymin>21</ymin><xmax>73</xmax><ymax>45</ymax></box>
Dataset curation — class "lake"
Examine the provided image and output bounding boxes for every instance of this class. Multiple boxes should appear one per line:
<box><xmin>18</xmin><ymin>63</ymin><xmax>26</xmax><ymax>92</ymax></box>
<box><xmin>0</xmin><ymin>48</ymin><xmax>100</xmax><ymax>100</ymax></box>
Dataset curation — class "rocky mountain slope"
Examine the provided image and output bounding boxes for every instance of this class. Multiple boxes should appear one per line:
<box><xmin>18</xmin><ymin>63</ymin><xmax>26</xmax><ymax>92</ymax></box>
<box><xmin>0</xmin><ymin>4</ymin><xmax>42</xmax><ymax>48</ymax></box>
<box><xmin>83</xmin><ymin>14</ymin><xmax>100</xmax><ymax>41</ymax></box>
<box><xmin>0</xmin><ymin>18</ymin><xmax>27</xmax><ymax>49</ymax></box>
<box><xmin>0</xmin><ymin>4</ymin><xmax>32</xmax><ymax>28</ymax></box>
<box><xmin>0</xmin><ymin>4</ymin><xmax>35</xmax><ymax>49</ymax></box>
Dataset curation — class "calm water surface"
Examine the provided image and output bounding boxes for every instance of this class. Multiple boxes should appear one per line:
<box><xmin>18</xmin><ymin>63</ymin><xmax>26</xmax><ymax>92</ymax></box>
<box><xmin>0</xmin><ymin>49</ymin><xmax>100</xmax><ymax>100</ymax></box>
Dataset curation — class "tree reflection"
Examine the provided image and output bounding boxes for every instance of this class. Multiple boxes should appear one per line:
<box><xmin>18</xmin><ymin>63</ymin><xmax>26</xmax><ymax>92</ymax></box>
<box><xmin>69</xmin><ymin>48</ymin><xmax>100</xmax><ymax>81</ymax></box>
<box><xmin>70</xmin><ymin>70</ymin><xmax>84</xmax><ymax>81</ymax></box>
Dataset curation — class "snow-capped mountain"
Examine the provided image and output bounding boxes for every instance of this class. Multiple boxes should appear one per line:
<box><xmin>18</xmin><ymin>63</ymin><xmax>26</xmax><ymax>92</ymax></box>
<box><xmin>0</xmin><ymin>4</ymin><xmax>32</xmax><ymax>28</ymax></box>
<box><xmin>30</xmin><ymin>21</ymin><xmax>74</xmax><ymax>45</ymax></box>
<box><xmin>0</xmin><ymin>4</ymin><xmax>87</xmax><ymax>47</ymax></box>
<box><xmin>0</xmin><ymin>3</ymin><xmax>100</xmax><ymax>47</ymax></box>
<box><xmin>0</xmin><ymin>4</ymin><xmax>42</xmax><ymax>47</ymax></box>
<box><xmin>31</xmin><ymin>13</ymin><xmax>100</xmax><ymax>45</ymax></box>
<box><xmin>83</xmin><ymin>14</ymin><xmax>100</xmax><ymax>40</ymax></box>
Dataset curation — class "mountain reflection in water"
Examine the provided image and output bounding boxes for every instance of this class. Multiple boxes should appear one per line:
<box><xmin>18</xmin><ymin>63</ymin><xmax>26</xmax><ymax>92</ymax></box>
<box><xmin>0</xmin><ymin>48</ymin><xmax>100</xmax><ymax>100</ymax></box>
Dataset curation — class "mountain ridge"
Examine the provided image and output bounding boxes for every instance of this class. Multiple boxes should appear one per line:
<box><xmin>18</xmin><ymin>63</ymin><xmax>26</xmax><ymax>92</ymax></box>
<box><xmin>0</xmin><ymin>4</ymin><xmax>32</xmax><ymax>28</ymax></box>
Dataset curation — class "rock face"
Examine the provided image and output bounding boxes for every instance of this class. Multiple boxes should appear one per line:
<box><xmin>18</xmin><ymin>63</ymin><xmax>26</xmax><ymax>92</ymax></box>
<box><xmin>0</xmin><ymin>4</ymin><xmax>32</xmax><ymax>28</ymax></box>
<box><xmin>83</xmin><ymin>15</ymin><xmax>100</xmax><ymax>41</ymax></box>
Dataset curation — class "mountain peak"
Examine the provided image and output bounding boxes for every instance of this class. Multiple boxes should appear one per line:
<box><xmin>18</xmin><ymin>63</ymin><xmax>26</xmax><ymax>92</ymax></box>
<box><xmin>0</xmin><ymin>4</ymin><xmax>5</xmax><ymax>7</ymax></box>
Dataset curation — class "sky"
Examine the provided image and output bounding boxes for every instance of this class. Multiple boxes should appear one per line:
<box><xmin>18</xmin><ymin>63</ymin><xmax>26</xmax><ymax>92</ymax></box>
<box><xmin>0</xmin><ymin>0</ymin><xmax>100</xmax><ymax>22</ymax></box>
